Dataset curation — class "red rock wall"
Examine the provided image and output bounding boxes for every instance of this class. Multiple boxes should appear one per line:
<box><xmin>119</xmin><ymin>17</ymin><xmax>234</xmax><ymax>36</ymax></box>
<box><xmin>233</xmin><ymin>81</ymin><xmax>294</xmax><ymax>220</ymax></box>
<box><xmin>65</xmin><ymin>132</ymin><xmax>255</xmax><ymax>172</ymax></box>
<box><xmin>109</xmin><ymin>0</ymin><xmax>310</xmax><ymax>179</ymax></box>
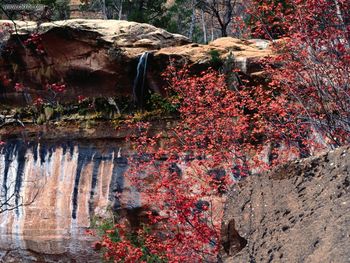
<box><xmin>0</xmin><ymin>140</ymin><xmax>134</xmax><ymax>261</ymax></box>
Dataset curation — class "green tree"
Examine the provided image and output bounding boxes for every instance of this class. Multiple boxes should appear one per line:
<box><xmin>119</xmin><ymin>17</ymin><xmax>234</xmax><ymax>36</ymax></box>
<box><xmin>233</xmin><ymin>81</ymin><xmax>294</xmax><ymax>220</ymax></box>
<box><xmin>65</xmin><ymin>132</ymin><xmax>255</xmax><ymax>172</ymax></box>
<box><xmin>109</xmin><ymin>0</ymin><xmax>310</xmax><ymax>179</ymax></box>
<box><xmin>31</xmin><ymin>0</ymin><xmax>70</xmax><ymax>20</ymax></box>
<box><xmin>0</xmin><ymin>0</ymin><xmax>70</xmax><ymax>20</ymax></box>
<box><xmin>162</xmin><ymin>0</ymin><xmax>193</xmax><ymax>34</ymax></box>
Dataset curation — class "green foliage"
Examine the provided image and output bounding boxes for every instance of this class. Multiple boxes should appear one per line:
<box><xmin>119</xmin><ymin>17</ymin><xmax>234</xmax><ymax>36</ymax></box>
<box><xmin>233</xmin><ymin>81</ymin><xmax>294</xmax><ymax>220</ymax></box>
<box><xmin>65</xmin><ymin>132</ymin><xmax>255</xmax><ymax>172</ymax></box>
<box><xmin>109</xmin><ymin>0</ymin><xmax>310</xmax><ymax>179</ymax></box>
<box><xmin>122</xmin><ymin>0</ymin><xmax>167</xmax><ymax>24</ymax></box>
<box><xmin>92</xmin><ymin>0</ymin><xmax>195</xmax><ymax>38</ymax></box>
<box><xmin>208</xmin><ymin>49</ymin><xmax>223</xmax><ymax>69</ymax></box>
<box><xmin>147</xmin><ymin>93</ymin><xmax>178</xmax><ymax>115</ymax></box>
<box><xmin>0</xmin><ymin>93</ymin><xmax>176</xmax><ymax>127</ymax></box>
<box><xmin>90</xmin><ymin>214</ymin><xmax>116</xmax><ymax>235</ymax></box>
<box><xmin>44</xmin><ymin>106</ymin><xmax>54</xmax><ymax>120</ymax></box>
<box><xmin>158</xmin><ymin>0</ymin><xmax>192</xmax><ymax>34</ymax></box>
<box><xmin>30</xmin><ymin>0</ymin><xmax>70</xmax><ymax>19</ymax></box>
<box><xmin>36</xmin><ymin>113</ymin><xmax>46</xmax><ymax>124</ymax></box>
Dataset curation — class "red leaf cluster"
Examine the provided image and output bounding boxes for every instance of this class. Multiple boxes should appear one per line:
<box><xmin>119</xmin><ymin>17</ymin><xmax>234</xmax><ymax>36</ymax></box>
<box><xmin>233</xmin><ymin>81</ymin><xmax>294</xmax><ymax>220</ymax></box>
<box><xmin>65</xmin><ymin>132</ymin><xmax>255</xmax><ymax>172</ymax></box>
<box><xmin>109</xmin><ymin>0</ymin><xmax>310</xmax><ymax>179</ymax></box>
<box><xmin>24</xmin><ymin>33</ymin><xmax>45</xmax><ymax>55</ymax></box>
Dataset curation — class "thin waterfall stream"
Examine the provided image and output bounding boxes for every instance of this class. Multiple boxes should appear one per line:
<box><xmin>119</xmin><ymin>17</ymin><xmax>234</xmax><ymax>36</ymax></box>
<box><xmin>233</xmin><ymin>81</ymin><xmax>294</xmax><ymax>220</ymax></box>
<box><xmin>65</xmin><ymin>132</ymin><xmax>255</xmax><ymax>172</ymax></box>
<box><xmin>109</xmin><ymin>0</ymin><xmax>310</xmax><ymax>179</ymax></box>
<box><xmin>133</xmin><ymin>52</ymin><xmax>150</xmax><ymax>109</ymax></box>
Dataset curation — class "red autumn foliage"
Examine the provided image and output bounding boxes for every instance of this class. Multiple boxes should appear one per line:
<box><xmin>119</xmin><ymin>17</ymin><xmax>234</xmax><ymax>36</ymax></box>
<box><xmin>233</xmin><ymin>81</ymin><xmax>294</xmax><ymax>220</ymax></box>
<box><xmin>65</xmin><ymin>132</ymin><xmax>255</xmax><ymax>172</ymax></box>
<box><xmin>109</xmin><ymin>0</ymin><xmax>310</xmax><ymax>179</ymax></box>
<box><xmin>96</xmin><ymin>1</ymin><xmax>350</xmax><ymax>262</ymax></box>
<box><xmin>94</xmin><ymin>66</ymin><xmax>311</xmax><ymax>262</ymax></box>
<box><xmin>246</xmin><ymin>0</ymin><xmax>293</xmax><ymax>39</ymax></box>
<box><xmin>77</xmin><ymin>95</ymin><xmax>87</xmax><ymax>103</ymax></box>
<box><xmin>260</xmin><ymin>0</ymin><xmax>350</xmax><ymax>146</ymax></box>
<box><xmin>1</xmin><ymin>1</ymin><xmax>347</xmax><ymax>262</ymax></box>
<box><xmin>45</xmin><ymin>82</ymin><xmax>66</xmax><ymax>94</ymax></box>
<box><xmin>33</xmin><ymin>97</ymin><xmax>44</xmax><ymax>106</ymax></box>
<box><xmin>24</xmin><ymin>33</ymin><xmax>45</xmax><ymax>54</ymax></box>
<box><xmin>14</xmin><ymin>82</ymin><xmax>24</xmax><ymax>92</ymax></box>
<box><xmin>12</xmin><ymin>81</ymin><xmax>66</xmax><ymax>106</ymax></box>
<box><xmin>8</xmin><ymin>31</ymin><xmax>65</xmax><ymax>103</ymax></box>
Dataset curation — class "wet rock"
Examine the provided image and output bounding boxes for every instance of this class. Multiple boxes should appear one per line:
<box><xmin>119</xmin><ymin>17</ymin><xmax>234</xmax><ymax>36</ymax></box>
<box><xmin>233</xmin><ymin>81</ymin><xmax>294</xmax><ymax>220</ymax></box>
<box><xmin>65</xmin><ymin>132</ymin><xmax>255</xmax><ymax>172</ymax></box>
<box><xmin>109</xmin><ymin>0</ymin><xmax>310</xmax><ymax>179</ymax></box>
<box><xmin>0</xmin><ymin>139</ymin><xmax>146</xmax><ymax>262</ymax></box>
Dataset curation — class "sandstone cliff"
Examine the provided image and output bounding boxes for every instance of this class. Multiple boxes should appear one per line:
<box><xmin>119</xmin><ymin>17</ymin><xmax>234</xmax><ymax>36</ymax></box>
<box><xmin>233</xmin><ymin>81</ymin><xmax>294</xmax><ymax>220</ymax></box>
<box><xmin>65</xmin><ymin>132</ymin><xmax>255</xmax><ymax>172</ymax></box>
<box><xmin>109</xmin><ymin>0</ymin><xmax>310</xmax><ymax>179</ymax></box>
<box><xmin>0</xmin><ymin>139</ymin><xmax>137</xmax><ymax>262</ymax></box>
<box><xmin>0</xmin><ymin>19</ymin><xmax>271</xmax><ymax>106</ymax></box>
<box><xmin>220</xmin><ymin>145</ymin><xmax>350</xmax><ymax>263</ymax></box>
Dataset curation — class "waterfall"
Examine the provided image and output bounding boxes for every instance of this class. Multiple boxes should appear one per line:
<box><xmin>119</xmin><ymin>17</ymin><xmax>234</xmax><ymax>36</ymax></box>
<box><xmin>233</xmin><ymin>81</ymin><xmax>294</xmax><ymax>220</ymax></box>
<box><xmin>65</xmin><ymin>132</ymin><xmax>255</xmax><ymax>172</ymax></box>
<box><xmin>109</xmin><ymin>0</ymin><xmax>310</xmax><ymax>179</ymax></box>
<box><xmin>133</xmin><ymin>52</ymin><xmax>150</xmax><ymax>109</ymax></box>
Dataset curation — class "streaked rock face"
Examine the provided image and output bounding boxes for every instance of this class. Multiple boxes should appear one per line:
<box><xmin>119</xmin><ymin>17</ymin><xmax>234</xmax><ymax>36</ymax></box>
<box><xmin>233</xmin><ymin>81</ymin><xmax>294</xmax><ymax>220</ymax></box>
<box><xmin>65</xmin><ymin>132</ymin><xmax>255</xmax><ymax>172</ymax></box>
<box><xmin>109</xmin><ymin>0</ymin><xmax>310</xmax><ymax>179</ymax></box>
<box><xmin>0</xmin><ymin>135</ymin><xmax>230</xmax><ymax>262</ymax></box>
<box><xmin>0</xmin><ymin>139</ymin><xmax>135</xmax><ymax>262</ymax></box>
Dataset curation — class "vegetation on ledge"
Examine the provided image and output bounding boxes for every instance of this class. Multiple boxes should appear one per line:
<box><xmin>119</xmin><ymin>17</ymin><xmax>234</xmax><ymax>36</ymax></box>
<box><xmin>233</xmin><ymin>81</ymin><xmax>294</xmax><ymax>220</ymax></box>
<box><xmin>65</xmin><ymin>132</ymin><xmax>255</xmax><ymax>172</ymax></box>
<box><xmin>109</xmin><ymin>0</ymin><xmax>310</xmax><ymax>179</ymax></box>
<box><xmin>0</xmin><ymin>93</ymin><xmax>179</xmax><ymax>130</ymax></box>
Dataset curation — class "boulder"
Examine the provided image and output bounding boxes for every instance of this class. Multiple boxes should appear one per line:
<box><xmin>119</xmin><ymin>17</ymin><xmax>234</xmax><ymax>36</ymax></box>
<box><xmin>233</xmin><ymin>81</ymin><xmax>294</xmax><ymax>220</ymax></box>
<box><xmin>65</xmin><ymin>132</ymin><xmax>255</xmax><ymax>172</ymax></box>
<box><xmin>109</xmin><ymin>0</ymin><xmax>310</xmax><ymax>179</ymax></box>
<box><xmin>220</xmin><ymin>145</ymin><xmax>350</xmax><ymax>262</ymax></box>
<box><xmin>0</xmin><ymin>19</ymin><xmax>189</xmax><ymax>50</ymax></box>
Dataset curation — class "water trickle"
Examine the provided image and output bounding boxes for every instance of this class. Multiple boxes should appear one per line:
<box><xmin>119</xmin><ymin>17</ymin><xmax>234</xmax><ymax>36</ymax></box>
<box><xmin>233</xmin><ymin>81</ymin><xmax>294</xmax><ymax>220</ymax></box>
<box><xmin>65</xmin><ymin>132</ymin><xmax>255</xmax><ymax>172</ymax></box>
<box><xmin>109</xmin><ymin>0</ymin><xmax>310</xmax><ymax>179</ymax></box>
<box><xmin>133</xmin><ymin>52</ymin><xmax>150</xmax><ymax>109</ymax></box>
<box><xmin>71</xmin><ymin>146</ymin><xmax>95</xmax><ymax>220</ymax></box>
<box><xmin>39</xmin><ymin>143</ymin><xmax>47</xmax><ymax>165</ymax></box>
<box><xmin>1</xmin><ymin>141</ymin><xmax>28</xmax><ymax>213</ymax></box>
<box><xmin>14</xmin><ymin>142</ymin><xmax>26</xmax><ymax>216</ymax></box>
<box><xmin>110</xmin><ymin>149</ymin><xmax>128</xmax><ymax>211</ymax></box>
<box><xmin>61</xmin><ymin>141</ymin><xmax>75</xmax><ymax>159</ymax></box>
<box><xmin>28</xmin><ymin>141</ymin><xmax>38</xmax><ymax>163</ymax></box>
<box><xmin>2</xmin><ymin>143</ymin><xmax>17</xmax><ymax>202</ymax></box>
<box><xmin>88</xmin><ymin>153</ymin><xmax>102</xmax><ymax>216</ymax></box>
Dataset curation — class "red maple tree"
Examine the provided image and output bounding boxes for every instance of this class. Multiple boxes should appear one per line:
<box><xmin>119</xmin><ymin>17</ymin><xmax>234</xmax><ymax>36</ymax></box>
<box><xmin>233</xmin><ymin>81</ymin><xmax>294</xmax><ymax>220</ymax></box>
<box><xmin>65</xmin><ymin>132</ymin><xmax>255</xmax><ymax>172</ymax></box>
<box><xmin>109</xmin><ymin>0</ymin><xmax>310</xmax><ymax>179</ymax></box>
<box><xmin>95</xmin><ymin>1</ymin><xmax>349</xmax><ymax>262</ymax></box>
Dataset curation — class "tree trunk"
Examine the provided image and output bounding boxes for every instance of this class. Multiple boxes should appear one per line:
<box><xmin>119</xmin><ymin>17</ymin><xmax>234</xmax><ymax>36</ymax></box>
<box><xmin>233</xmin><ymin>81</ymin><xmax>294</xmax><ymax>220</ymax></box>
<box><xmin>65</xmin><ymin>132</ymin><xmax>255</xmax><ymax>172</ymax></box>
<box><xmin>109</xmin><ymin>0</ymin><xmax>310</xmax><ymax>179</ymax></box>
<box><xmin>334</xmin><ymin>0</ymin><xmax>345</xmax><ymax>25</ymax></box>
<box><xmin>221</xmin><ymin>27</ymin><xmax>228</xmax><ymax>37</ymax></box>
<box><xmin>333</xmin><ymin>0</ymin><xmax>349</xmax><ymax>45</ymax></box>
<box><xmin>189</xmin><ymin>0</ymin><xmax>196</xmax><ymax>41</ymax></box>
<box><xmin>118</xmin><ymin>0</ymin><xmax>123</xmax><ymax>20</ymax></box>
<box><xmin>101</xmin><ymin>0</ymin><xmax>107</xmax><ymax>19</ymax></box>
<box><xmin>201</xmin><ymin>8</ymin><xmax>207</xmax><ymax>43</ymax></box>
<box><xmin>211</xmin><ymin>15</ymin><xmax>214</xmax><ymax>41</ymax></box>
